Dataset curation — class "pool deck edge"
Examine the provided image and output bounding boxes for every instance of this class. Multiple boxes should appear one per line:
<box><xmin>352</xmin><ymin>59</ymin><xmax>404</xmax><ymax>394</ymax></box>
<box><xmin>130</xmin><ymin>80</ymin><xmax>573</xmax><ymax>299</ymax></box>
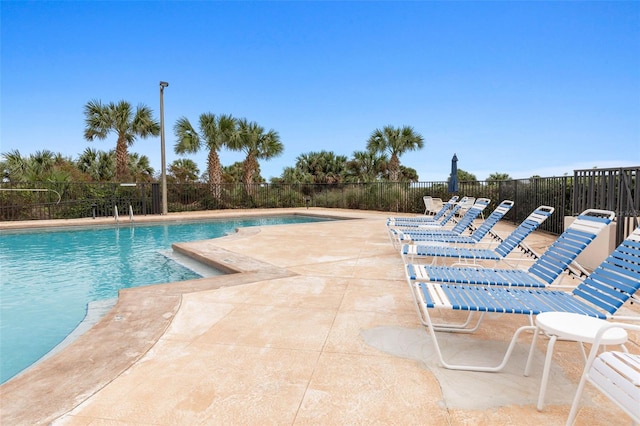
<box><xmin>0</xmin><ymin>210</ymin><xmax>312</xmax><ymax>425</ymax></box>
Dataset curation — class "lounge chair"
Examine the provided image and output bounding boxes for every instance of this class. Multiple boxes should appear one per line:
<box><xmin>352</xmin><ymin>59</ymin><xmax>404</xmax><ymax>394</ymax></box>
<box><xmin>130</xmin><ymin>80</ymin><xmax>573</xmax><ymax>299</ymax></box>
<box><xmin>566</xmin><ymin>322</ymin><xmax>640</xmax><ymax>425</ymax></box>
<box><xmin>423</xmin><ymin>196</ymin><xmax>443</xmax><ymax>216</ymax></box>
<box><xmin>407</xmin><ymin>225</ymin><xmax>640</xmax><ymax>372</ymax></box>
<box><xmin>395</xmin><ymin>200</ymin><xmax>514</xmax><ymax>246</ymax></box>
<box><xmin>400</xmin><ymin>205</ymin><xmax>555</xmax><ymax>266</ymax></box>
<box><xmin>388</xmin><ymin>205</ymin><xmax>462</xmax><ymax>245</ymax></box>
<box><xmin>389</xmin><ymin>198</ymin><xmax>490</xmax><ymax>248</ymax></box>
<box><xmin>388</xmin><ymin>196</ymin><xmax>469</xmax><ymax>228</ymax></box>
<box><xmin>392</xmin><ymin>197</ymin><xmax>468</xmax><ymax>228</ymax></box>
<box><xmin>387</xmin><ymin>197</ymin><xmax>469</xmax><ymax>245</ymax></box>
<box><xmin>387</xmin><ymin>196</ymin><xmax>459</xmax><ymax>227</ymax></box>
<box><xmin>456</xmin><ymin>196</ymin><xmax>477</xmax><ymax>218</ymax></box>
<box><xmin>405</xmin><ymin>209</ymin><xmax>616</xmax><ymax>287</ymax></box>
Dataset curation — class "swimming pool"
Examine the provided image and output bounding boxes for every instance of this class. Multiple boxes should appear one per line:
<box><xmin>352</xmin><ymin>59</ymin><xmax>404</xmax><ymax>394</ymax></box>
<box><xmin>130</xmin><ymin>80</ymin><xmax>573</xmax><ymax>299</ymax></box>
<box><xmin>0</xmin><ymin>215</ymin><xmax>332</xmax><ymax>384</ymax></box>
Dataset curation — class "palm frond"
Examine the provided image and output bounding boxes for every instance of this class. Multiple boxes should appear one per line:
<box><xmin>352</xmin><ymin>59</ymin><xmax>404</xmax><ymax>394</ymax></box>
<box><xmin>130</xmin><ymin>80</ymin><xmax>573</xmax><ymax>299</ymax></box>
<box><xmin>173</xmin><ymin>117</ymin><xmax>201</xmax><ymax>154</ymax></box>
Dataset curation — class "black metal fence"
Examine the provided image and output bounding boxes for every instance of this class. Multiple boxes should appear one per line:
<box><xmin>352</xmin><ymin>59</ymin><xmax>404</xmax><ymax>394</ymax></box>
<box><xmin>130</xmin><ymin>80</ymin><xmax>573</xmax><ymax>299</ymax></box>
<box><xmin>572</xmin><ymin>166</ymin><xmax>639</xmax><ymax>245</ymax></box>
<box><xmin>1</xmin><ymin>166</ymin><xmax>637</xmax><ymax>245</ymax></box>
<box><xmin>0</xmin><ymin>182</ymin><xmax>158</xmax><ymax>221</ymax></box>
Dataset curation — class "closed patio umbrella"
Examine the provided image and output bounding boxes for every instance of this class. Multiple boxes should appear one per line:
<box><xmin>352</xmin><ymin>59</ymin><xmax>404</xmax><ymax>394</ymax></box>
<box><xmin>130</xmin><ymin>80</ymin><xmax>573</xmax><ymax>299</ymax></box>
<box><xmin>448</xmin><ymin>153</ymin><xmax>459</xmax><ymax>193</ymax></box>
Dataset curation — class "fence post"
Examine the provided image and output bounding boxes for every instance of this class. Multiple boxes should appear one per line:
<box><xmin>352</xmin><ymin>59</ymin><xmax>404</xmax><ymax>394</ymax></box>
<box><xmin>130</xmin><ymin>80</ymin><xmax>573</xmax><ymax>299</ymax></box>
<box><xmin>151</xmin><ymin>183</ymin><xmax>161</xmax><ymax>215</ymax></box>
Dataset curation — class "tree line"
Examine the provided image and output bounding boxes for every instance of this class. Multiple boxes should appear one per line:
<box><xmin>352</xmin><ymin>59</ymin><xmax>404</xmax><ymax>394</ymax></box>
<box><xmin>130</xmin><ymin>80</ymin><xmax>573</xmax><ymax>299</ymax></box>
<box><xmin>1</xmin><ymin>99</ymin><xmax>512</xmax><ymax>187</ymax></box>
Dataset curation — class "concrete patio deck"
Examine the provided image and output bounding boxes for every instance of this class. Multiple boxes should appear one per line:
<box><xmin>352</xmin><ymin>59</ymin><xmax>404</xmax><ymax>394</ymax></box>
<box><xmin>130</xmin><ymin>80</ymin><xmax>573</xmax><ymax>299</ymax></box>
<box><xmin>1</xmin><ymin>208</ymin><xmax>638</xmax><ymax>425</ymax></box>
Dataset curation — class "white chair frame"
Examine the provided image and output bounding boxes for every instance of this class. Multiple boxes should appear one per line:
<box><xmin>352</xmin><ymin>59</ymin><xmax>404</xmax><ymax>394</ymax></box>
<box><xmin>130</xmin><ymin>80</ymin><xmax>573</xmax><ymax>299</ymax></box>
<box><xmin>423</xmin><ymin>196</ymin><xmax>443</xmax><ymax>215</ymax></box>
<box><xmin>566</xmin><ymin>322</ymin><xmax>640</xmax><ymax>425</ymax></box>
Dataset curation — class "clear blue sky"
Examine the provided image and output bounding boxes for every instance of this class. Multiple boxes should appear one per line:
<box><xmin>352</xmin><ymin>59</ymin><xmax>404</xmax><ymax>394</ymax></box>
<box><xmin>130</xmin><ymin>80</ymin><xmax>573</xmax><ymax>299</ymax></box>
<box><xmin>2</xmin><ymin>1</ymin><xmax>639</xmax><ymax>182</ymax></box>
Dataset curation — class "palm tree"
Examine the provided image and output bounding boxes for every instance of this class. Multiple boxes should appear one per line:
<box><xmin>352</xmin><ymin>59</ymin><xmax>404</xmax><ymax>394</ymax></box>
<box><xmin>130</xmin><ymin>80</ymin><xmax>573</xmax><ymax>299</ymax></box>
<box><xmin>76</xmin><ymin>148</ymin><xmax>99</xmax><ymax>176</ymax></box>
<box><xmin>83</xmin><ymin>100</ymin><xmax>160</xmax><ymax>181</ymax></box>
<box><xmin>1</xmin><ymin>149</ymin><xmax>29</xmax><ymax>182</ymax></box>
<box><xmin>228</xmin><ymin>118</ymin><xmax>283</xmax><ymax>192</ymax></box>
<box><xmin>128</xmin><ymin>153</ymin><xmax>154</xmax><ymax>182</ymax></box>
<box><xmin>457</xmin><ymin>169</ymin><xmax>477</xmax><ymax>182</ymax></box>
<box><xmin>487</xmin><ymin>172</ymin><xmax>511</xmax><ymax>182</ymax></box>
<box><xmin>221</xmin><ymin>161</ymin><xmax>244</xmax><ymax>184</ymax></box>
<box><xmin>29</xmin><ymin>150</ymin><xmax>57</xmax><ymax>179</ymax></box>
<box><xmin>279</xmin><ymin>151</ymin><xmax>342</xmax><ymax>184</ymax></box>
<box><xmin>398</xmin><ymin>165</ymin><xmax>419</xmax><ymax>182</ymax></box>
<box><xmin>18</xmin><ymin>150</ymin><xmax>61</xmax><ymax>181</ymax></box>
<box><xmin>366</xmin><ymin>125</ymin><xmax>424</xmax><ymax>182</ymax></box>
<box><xmin>1</xmin><ymin>149</ymin><xmax>73</xmax><ymax>182</ymax></box>
<box><xmin>168</xmin><ymin>159</ymin><xmax>200</xmax><ymax>184</ymax></box>
<box><xmin>275</xmin><ymin>166</ymin><xmax>314</xmax><ymax>184</ymax></box>
<box><xmin>173</xmin><ymin>113</ymin><xmax>236</xmax><ymax>199</ymax></box>
<box><xmin>77</xmin><ymin>148</ymin><xmax>116</xmax><ymax>181</ymax></box>
<box><xmin>95</xmin><ymin>151</ymin><xmax>115</xmax><ymax>182</ymax></box>
<box><xmin>345</xmin><ymin>150</ymin><xmax>387</xmax><ymax>183</ymax></box>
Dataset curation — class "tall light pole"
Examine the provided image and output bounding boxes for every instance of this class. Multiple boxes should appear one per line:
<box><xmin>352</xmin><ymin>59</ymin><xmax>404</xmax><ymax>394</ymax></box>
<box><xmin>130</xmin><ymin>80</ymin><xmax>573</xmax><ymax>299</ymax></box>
<box><xmin>159</xmin><ymin>81</ymin><xmax>169</xmax><ymax>215</ymax></box>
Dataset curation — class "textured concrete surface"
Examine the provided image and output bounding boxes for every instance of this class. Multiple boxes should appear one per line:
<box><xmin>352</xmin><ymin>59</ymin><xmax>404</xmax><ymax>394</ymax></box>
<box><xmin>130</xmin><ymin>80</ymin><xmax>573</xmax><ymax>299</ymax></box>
<box><xmin>0</xmin><ymin>208</ymin><xmax>638</xmax><ymax>425</ymax></box>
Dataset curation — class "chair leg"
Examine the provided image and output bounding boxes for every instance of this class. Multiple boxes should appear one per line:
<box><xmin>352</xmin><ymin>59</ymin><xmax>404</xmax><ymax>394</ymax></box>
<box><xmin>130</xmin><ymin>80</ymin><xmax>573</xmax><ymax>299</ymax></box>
<box><xmin>415</xmin><ymin>288</ymin><xmax>536</xmax><ymax>372</ymax></box>
<box><xmin>425</xmin><ymin>320</ymin><xmax>536</xmax><ymax>372</ymax></box>
<box><xmin>537</xmin><ymin>335</ymin><xmax>558</xmax><ymax>411</ymax></box>
<box><xmin>409</xmin><ymin>283</ymin><xmax>484</xmax><ymax>331</ymax></box>
<box><xmin>431</xmin><ymin>312</ymin><xmax>484</xmax><ymax>333</ymax></box>
<box><xmin>524</xmin><ymin>326</ymin><xmax>541</xmax><ymax>377</ymax></box>
<box><xmin>566</xmin><ymin>361</ymin><xmax>589</xmax><ymax>425</ymax></box>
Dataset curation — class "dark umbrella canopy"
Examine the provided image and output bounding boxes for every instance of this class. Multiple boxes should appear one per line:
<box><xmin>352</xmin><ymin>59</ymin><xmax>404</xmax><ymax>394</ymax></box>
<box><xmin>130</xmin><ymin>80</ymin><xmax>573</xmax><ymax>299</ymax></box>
<box><xmin>448</xmin><ymin>153</ymin><xmax>459</xmax><ymax>193</ymax></box>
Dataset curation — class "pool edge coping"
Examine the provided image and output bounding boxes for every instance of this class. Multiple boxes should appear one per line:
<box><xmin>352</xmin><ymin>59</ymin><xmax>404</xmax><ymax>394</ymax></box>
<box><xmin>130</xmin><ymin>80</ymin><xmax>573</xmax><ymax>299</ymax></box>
<box><xmin>0</xmin><ymin>208</ymin><xmax>384</xmax><ymax>425</ymax></box>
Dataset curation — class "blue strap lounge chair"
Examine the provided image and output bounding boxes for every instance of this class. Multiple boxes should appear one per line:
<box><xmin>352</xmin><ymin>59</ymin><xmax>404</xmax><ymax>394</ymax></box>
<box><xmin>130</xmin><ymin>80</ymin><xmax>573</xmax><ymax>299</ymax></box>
<box><xmin>407</xmin><ymin>225</ymin><xmax>640</xmax><ymax>372</ymax></box>
<box><xmin>400</xmin><ymin>205</ymin><xmax>555</xmax><ymax>265</ymax></box>
<box><xmin>387</xmin><ymin>196</ymin><xmax>459</xmax><ymax>227</ymax></box>
<box><xmin>389</xmin><ymin>198</ymin><xmax>464</xmax><ymax>229</ymax></box>
<box><xmin>389</xmin><ymin>198</ymin><xmax>490</xmax><ymax>248</ymax></box>
<box><xmin>455</xmin><ymin>196</ymin><xmax>478</xmax><ymax>218</ymax></box>
<box><xmin>395</xmin><ymin>200</ymin><xmax>513</xmax><ymax>246</ymax></box>
<box><xmin>388</xmin><ymin>198</ymin><xmax>467</xmax><ymax>232</ymax></box>
<box><xmin>405</xmin><ymin>209</ymin><xmax>616</xmax><ymax>287</ymax></box>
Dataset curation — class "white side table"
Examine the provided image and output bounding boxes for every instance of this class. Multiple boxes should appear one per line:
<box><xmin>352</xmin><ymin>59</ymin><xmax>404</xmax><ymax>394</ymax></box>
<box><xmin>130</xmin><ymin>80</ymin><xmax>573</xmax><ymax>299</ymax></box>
<box><xmin>523</xmin><ymin>312</ymin><xmax>628</xmax><ymax>411</ymax></box>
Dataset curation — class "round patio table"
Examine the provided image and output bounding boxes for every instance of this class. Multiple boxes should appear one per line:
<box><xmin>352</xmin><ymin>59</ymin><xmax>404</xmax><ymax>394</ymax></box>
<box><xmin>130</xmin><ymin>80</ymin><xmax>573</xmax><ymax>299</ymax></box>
<box><xmin>525</xmin><ymin>311</ymin><xmax>629</xmax><ymax>411</ymax></box>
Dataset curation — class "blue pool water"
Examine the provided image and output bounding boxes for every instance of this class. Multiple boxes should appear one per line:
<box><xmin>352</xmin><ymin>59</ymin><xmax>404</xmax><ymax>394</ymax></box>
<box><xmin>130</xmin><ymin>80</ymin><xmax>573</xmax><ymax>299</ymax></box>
<box><xmin>0</xmin><ymin>215</ymin><xmax>331</xmax><ymax>384</ymax></box>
